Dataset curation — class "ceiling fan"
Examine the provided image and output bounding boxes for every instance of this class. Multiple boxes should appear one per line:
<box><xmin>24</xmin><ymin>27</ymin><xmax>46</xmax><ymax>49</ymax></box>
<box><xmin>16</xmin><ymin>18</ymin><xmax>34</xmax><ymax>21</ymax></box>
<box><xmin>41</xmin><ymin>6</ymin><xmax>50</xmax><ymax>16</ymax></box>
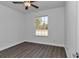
<box><xmin>13</xmin><ymin>1</ymin><xmax>39</xmax><ymax>10</ymax></box>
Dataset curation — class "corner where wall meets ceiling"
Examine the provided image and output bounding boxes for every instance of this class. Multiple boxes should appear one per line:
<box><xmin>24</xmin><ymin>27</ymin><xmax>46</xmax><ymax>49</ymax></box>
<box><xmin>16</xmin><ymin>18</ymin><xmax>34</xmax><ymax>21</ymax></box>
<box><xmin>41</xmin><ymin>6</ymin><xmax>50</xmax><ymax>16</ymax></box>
<box><xmin>0</xmin><ymin>1</ymin><xmax>65</xmax><ymax>14</ymax></box>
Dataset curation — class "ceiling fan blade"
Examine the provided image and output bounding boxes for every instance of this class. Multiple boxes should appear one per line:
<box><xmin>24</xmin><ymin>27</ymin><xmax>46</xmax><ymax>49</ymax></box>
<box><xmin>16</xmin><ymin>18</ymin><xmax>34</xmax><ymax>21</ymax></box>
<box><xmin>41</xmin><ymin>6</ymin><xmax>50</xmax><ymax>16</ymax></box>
<box><xmin>25</xmin><ymin>6</ymin><xmax>28</xmax><ymax>10</ymax></box>
<box><xmin>30</xmin><ymin>1</ymin><xmax>35</xmax><ymax>3</ymax></box>
<box><xmin>31</xmin><ymin>4</ymin><xmax>39</xmax><ymax>9</ymax></box>
<box><xmin>13</xmin><ymin>2</ymin><xmax>24</xmax><ymax>4</ymax></box>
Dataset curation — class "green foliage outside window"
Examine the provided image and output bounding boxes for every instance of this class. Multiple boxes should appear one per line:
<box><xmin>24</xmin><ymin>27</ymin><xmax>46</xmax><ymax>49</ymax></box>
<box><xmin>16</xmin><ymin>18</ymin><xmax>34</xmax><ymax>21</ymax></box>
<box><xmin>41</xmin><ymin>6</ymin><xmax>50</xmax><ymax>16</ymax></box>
<box><xmin>35</xmin><ymin>16</ymin><xmax>48</xmax><ymax>30</ymax></box>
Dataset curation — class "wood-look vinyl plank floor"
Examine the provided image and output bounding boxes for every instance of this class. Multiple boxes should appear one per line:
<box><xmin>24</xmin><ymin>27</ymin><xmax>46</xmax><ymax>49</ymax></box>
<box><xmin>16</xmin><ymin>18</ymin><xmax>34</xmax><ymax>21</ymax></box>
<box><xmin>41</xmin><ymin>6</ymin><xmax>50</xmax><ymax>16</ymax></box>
<box><xmin>0</xmin><ymin>42</ymin><xmax>67</xmax><ymax>58</ymax></box>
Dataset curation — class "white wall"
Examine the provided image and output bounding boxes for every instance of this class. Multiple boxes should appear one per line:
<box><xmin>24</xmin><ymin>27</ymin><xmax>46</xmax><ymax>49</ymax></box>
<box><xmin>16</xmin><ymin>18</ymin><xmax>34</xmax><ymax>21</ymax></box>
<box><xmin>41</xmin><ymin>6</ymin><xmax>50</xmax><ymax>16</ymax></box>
<box><xmin>0</xmin><ymin>4</ymin><xmax>25</xmax><ymax>51</ymax></box>
<box><xmin>24</xmin><ymin>7</ymin><xmax>64</xmax><ymax>47</ymax></box>
<box><xmin>77</xmin><ymin>1</ymin><xmax>79</xmax><ymax>55</ymax></box>
<box><xmin>64</xmin><ymin>1</ymin><xmax>77</xmax><ymax>57</ymax></box>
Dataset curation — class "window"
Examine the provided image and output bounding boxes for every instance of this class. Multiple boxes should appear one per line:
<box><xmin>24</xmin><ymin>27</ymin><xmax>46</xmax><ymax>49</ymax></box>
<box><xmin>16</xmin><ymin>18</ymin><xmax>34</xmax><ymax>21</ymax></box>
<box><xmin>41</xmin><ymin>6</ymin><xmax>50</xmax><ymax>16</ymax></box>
<box><xmin>35</xmin><ymin>16</ymin><xmax>48</xmax><ymax>36</ymax></box>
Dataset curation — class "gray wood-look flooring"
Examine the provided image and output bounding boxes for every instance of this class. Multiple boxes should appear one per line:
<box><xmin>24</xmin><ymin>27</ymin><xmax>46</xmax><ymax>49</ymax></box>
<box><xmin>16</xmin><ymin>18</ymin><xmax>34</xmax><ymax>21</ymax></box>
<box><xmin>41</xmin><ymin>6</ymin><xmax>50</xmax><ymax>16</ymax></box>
<box><xmin>0</xmin><ymin>42</ymin><xmax>67</xmax><ymax>58</ymax></box>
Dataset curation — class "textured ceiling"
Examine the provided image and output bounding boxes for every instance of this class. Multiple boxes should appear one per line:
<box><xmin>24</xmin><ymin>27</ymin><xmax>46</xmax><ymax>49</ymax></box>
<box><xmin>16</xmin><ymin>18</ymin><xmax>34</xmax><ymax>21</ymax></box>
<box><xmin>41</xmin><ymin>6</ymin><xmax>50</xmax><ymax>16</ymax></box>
<box><xmin>0</xmin><ymin>1</ymin><xmax>65</xmax><ymax>14</ymax></box>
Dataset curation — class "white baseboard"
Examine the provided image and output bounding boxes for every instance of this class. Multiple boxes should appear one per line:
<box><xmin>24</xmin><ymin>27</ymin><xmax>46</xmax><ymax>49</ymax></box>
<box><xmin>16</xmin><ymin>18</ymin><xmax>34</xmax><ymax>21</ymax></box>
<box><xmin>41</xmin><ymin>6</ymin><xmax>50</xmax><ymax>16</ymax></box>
<box><xmin>24</xmin><ymin>40</ymin><xmax>64</xmax><ymax>47</ymax></box>
<box><xmin>65</xmin><ymin>47</ymin><xmax>70</xmax><ymax>58</ymax></box>
<box><xmin>0</xmin><ymin>40</ymin><xmax>25</xmax><ymax>51</ymax></box>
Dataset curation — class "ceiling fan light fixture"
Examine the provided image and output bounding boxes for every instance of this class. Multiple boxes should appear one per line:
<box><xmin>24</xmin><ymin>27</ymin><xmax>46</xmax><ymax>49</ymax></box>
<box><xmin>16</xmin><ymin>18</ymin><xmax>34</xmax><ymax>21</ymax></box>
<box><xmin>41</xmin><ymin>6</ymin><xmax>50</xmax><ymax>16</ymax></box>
<box><xmin>13</xmin><ymin>1</ymin><xmax>39</xmax><ymax>10</ymax></box>
<box><xmin>24</xmin><ymin>1</ymin><xmax>31</xmax><ymax>7</ymax></box>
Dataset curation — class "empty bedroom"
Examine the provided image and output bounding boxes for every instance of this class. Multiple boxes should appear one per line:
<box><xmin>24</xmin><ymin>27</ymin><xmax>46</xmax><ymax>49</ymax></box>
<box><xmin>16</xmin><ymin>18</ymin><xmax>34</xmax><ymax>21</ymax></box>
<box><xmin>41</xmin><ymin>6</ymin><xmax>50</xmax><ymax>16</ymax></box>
<box><xmin>0</xmin><ymin>0</ymin><xmax>79</xmax><ymax>58</ymax></box>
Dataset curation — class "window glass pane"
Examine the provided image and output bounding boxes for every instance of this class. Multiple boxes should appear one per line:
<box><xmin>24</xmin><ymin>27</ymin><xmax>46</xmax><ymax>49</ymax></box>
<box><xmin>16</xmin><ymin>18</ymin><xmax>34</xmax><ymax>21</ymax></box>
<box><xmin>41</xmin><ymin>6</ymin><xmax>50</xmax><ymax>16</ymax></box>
<box><xmin>35</xmin><ymin>16</ymin><xmax>48</xmax><ymax>36</ymax></box>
